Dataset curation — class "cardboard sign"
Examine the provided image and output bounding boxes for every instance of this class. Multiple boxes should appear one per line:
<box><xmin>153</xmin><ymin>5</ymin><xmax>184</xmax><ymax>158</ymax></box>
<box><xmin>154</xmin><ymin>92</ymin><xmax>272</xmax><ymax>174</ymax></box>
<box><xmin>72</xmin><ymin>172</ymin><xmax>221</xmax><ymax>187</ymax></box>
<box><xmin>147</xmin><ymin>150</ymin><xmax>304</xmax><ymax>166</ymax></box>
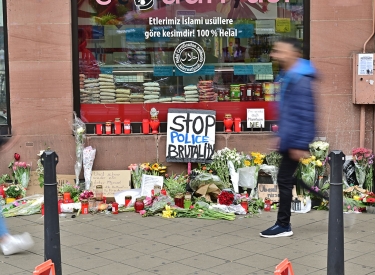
<box><xmin>258</xmin><ymin>184</ymin><xmax>297</xmax><ymax>203</ymax></box>
<box><xmin>166</xmin><ymin>108</ymin><xmax>216</xmax><ymax>163</ymax></box>
<box><xmin>26</xmin><ymin>172</ymin><xmax>76</xmax><ymax>196</ymax></box>
<box><xmin>89</xmin><ymin>170</ymin><xmax>131</xmax><ymax>197</ymax></box>
<box><xmin>247</xmin><ymin>108</ymin><xmax>265</xmax><ymax>128</ymax></box>
<box><xmin>140</xmin><ymin>174</ymin><xmax>164</xmax><ymax>197</ymax></box>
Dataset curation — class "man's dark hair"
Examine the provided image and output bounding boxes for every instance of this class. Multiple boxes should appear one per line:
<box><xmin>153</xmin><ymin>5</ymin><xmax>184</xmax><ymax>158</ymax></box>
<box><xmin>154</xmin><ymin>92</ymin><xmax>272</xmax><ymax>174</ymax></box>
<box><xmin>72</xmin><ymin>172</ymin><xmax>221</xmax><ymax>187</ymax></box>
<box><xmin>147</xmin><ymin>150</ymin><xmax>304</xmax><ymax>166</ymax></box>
<box><xmin>278</xmin><ymin>37</ymin><xmax>302</xmax><ymax>53</ymax></box>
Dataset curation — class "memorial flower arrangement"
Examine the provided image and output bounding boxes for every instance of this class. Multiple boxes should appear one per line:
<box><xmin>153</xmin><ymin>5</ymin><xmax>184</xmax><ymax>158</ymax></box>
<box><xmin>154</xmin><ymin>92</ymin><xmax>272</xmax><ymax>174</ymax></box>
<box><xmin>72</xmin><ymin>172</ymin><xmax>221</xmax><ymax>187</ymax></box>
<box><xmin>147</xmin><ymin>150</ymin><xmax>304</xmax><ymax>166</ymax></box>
<box><xmin>4</xmin><ymin>184</ymin><xmax>25</xmax><ymax>199</ymax></box>
<box><xmin>128</xmin><ymin>163</ymin><xmax>150</xmax><ymax>189</ymax></box>
<box><xmin>352</xmin><ymin>147</ymin><xmax>374</xmax><ymax>190</ymax></box>
<box><xmin>79</xmin><ymin>190</ymin><xmax>94</xmax><ymax>201</ymax></box>
<box><xmin>296</xmin><ymin>155</ymin><xmax>322</xmax><ymax>195</ymax></box>
<box><xmin>309</xmin><ymin>141</ymin><xmax>329</xmax><ymax>161</ymax></box>
<box><xmin>210</xmin><ymin>147</ymin><xmax>243</xmax><ymax>188</ymax></box>
<box><xmin>149</xmin><ymin>162</ymin><xmax>167</xmax><ymax>176</ymax></box>
<box><xmin>73</xmin><ymin>112</ymin><xmax>86</xmax><ymax>187</ymax></box>
<box><xmin>12</xmin><ymin>161</ymin><xmax>31</xmax><ymax>189</ymax></box>
<box><xmin>59</xmin><ymin>182</ymin><xmax>80</xmax><ymax>202</ymax></box>
<box><xmin>265</xmin><ymin>151</ymin><xmax>282</xmax><ymax>167</ymax></box>
<box><xmin>217</xmin><ymin>190</ymin><xmax>234</xmax><ymax>206</ymax></box>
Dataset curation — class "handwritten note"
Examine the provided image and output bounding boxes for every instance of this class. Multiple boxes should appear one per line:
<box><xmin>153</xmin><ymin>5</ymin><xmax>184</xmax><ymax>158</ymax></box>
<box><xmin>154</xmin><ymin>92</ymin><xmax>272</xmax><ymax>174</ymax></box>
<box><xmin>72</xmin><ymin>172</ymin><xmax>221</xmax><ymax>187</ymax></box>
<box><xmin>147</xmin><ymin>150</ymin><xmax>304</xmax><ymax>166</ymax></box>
<box><xmin>141</xmin><ymin>174</ymin><xmax>164</xmax><ymax>197</ymax></box>
<box><xmin>90</xmin><ymin>170</ymin><xmax>131</xmax><ymax>197</ymax></box>
<box><xmin>26</xmin><ymin>172</ymin><xmax>76</xmax><ymax>196</ymax></box>
<box><xmin>247</xmin><ymin>108</ymin><xmax>265</xmax><ymax>128</ymax></box>
<box><xmin>258</xmin><ymin>184</ymin><xmax>297</xmax><ymax>203</ymax></box>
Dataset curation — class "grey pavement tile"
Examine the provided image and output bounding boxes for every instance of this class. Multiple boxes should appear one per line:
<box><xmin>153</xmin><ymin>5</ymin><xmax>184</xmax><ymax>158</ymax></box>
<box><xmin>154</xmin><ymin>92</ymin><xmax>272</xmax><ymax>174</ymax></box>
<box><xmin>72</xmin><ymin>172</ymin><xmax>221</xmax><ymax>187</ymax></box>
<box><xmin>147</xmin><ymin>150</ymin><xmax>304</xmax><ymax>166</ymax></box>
<box><xmin>258</xmin><ymin>246</ymin><xmax>312</xmax><ymax>262</ymax></box>
<box><xmin>155</xmin><ymin>247</ymin><xmax>198</xmax><ymax>261</ymax></box>
<box><xmin>5</xmin><ymin>217</ymin><xmax>36</xmax><ymax>227</ymax></box>
<box><xmin>96</xmin><ymin>247</ymin><xmax>143</xmax><ymax>262</ymax></box>
<box><xmin>87</xmin><ymin>262</ymin><xmax>142</xmax><ymax>274</ymax></box>
<box><xmin>176</xmin><ymin>254</ymin><xmax>227</xmax><ymax>270</ymax></box>
<box><xmin>348</xmin><ymin>252</ymin><xmax>375</xmax><ymax>269</ymax></box>
<box><xmin>202</xmin><ymin>221</ymin><xmax>248</xmax><ymax>234</ymax></box>
<box><xmin>209</xmin><ymin>233</ymin><xmax>249</xmax><ymax>246</ymax></box>
<box><xmin>155</xmin><ymin>233</ymin><xmax>200</xmax><ymax>246</ymax></box>
<box><xmin>177</xmin><ymin>239</ymin><xmax>226</xmax><ymax>254</ymax></box>
<box><xmin>124</xmin><ymin>254</ymin><xmax>168</xmax><ymax>270</ymax></box>
<box><xmin>154</xmin><ymin>220</ymin><xmax>203</xmax><ymax>233</ymax></box>
<box><xmin>65</xmin><ymin>254</ymin><xmax>113</xmax><ymax>270</ymax></box>
<box><xmin>72</xmin><ymin>240</ymin><xmax>120</xmax><ymax>254</ymax></box>
<box><xmin>292</xmin><ymin>253</ymin><xmax>328</xmax><ymax>270</ymax></box>
<box><xmin>345</xmin><ymin>239</ymin><xmax>375</xmax><ymax>253</ymax></box>
<box><xmin>344</xmin><ymin>262</ymin><xmax>375</xmax><ymax>275</ymax></box>
<box><xmin>186</xmin><ymin>270</ymin><xmax>220</xmax><ymax>275</ymax></box>
<box><xmin>345</xmin><ymin>249</ymin><xmax>366</xmax><ymax>262</ymax></box>
<box><xmin>60</xmin><ymin>233</ymin><xmax>95</xmax><ymax>246</ymax></box>
<box><xmin>1</xmin><ymin>253</ymin><xmax>44</xmax><ymax>272</ymax></box>
<box><xmin>176</xmin><ymin>218</ymin><xmax>222</xmax><ymax>228</ymax></box>
<box><xmin>234</xmin><ymin>253</ymin><xmax>281</xmax><ymax>270</ymax></box>
<box><xmin>208</xmin><ymin>262</ymin><xmax>260</xmax><ymax>275</ymax></box>
<box><xmin>283</xmin><ymin>239</ymin><xmax>326</xmax><ymax>254</ymax></box>
<box><xmin>235</xmin><ymin>239</ymin><xmax>281</xmax><ymax>253</ymax></box>
<box><xmin>102</xmin><ymin>234</ymin><xmax>144</xmax><ymax>247</ymax></box>
<box><xmin>147</xmin><ymin>262</ymin><xmax>200</xmax><ymax>275</ymax></box>
<box><xmin>0</xmin><ymin>261</ymin><xmax>24</xmax><ymax>274</ymax></box>
<box><xmin>126</xmin><ymin>240</ymin><xmax>173</xmax><ymax>255</ymax></box>
<box><xmin>177</xmin><ymin>228</ymin><xmax>225</xmax><ymax>239</ymax></box>
<box><xmin>60</xmin><ymin>246</ymin><xmax>91</xmax><ymax>261</ymax></box>
<box><xmin>206</xmin><ymin>247</ymin><xmax>251</xmax><ymax>262</ymax></box>
<box><xmin>60</xmin><ymin>263</ymin><xmax>88</xmax><ymax>275</ymax></box>
<box><xmin>130</xmin><ymin>227</ymin><xmax>175</xmax><ymax>241</ymax></box>
<box><xmin>131</xmin><ymin>270</ymin><xmax>162</xmax><ymax>275</ymax></box>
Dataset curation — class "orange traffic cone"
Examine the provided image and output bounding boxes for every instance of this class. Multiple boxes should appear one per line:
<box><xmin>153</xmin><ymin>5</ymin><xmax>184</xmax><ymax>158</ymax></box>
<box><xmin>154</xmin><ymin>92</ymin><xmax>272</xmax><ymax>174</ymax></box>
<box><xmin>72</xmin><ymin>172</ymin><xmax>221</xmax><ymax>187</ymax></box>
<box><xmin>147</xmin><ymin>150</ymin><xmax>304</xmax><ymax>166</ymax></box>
<box><xmin>274</xmin><ymin>258</ymin><xmax>294</xmax><ymax>275</ymax></box>
<box><xmin>33</xmin><ymin>259</ymin><xmax>55</xmax><ymax>275</ymax></box>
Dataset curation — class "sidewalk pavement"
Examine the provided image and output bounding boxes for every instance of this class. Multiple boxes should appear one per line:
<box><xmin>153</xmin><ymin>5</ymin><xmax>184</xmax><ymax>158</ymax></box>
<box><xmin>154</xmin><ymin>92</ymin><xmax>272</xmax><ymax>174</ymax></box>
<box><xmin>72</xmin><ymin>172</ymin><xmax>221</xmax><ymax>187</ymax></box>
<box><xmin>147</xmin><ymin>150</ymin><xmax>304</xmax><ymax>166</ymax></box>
<box><xmin>1</xmin><ymin>209</ymin><xmax>375</xmax><ymax>275</ymax></box>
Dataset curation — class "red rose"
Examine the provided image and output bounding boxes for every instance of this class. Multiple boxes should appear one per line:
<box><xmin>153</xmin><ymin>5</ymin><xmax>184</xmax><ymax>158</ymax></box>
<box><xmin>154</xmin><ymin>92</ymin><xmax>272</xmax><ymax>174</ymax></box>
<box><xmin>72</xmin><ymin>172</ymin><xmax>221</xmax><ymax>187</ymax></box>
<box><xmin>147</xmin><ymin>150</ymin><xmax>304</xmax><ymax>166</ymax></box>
<box><xmin>367</xmin><ymin>198</ymin><xmax>375</xmax><ymax>203</ymax></box>
<box><xmin>14</xmin><ymin>153</ymin><xmax>20</xmax><ymax>161</ymax></box>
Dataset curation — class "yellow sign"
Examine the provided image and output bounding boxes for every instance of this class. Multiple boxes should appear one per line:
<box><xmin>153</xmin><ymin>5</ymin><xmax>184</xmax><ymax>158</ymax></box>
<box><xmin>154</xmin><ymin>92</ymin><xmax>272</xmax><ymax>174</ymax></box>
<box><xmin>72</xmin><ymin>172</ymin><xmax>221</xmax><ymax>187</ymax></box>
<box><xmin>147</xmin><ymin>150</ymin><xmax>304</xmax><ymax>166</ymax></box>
<box><xmin>275</xmin><ymin>18</ymin><xmax>291</xmax><ymax>33</ymax></box>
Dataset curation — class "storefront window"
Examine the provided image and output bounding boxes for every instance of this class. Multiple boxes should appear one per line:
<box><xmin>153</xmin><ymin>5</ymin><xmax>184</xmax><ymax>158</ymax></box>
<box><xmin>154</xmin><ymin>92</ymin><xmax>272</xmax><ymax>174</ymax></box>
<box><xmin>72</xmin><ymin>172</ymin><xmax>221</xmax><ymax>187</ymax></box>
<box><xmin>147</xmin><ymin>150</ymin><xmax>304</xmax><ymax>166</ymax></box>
<box><xmin>75</xmin><ymin>0</ymin><xmax>306</xmax><ymax>132</ymax></box>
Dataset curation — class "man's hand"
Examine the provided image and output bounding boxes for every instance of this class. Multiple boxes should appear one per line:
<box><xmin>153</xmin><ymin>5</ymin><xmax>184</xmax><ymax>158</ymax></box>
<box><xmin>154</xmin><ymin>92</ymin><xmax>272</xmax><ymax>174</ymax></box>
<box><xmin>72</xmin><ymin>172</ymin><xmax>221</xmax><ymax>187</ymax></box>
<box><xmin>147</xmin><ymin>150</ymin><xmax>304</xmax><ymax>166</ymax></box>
<box><xmin>289</xmin><ymin>149</ymin><xmax>309</xmax><ymax>161</ymax></box>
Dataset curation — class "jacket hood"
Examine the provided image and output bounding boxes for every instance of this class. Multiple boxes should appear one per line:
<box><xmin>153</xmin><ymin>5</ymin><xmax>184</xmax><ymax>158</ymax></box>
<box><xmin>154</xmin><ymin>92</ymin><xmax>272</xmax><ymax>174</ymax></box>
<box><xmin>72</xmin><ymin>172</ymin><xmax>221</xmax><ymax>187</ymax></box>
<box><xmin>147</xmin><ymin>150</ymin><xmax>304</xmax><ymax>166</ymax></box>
<box><xmin>289</xmin><ymin>58</ymin><xmax>317</xmax><ymax>78</ymax></box>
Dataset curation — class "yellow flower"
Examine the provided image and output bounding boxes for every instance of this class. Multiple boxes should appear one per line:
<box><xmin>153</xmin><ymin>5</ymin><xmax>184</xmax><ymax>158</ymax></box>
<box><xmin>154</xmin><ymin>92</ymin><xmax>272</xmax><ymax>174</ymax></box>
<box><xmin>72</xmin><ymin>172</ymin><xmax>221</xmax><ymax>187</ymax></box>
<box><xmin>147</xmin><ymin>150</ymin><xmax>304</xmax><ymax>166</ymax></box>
<box><xmin>151</xmin><ymin>163</ymin><xmax>159</xmax><ymax>171</ymax></box>
<box><xmin>162</xmin><ymin>205</ymin><xmax>174</xmax><ymax>218</ymax></box>
<box><xmin>316</xmin><ymin>160</ymin><xmax>322</xmax><ymax>167</ymax></box>
<box><xmin>353</xmin><ymin>195</ymin><xmax>360</xmax><ymax>201</ymax></box>
<box><xmin>159</xmin><ymin>166</ymin><xmax>167</xmax><ymax>170</ymax></box>
<box><xmin>311</xmin><ymin>156</ymin><xmax>316</xmax><ymax>160</ymax></box>
<box><xmin>244</xmin><ymin>160</ymin><xmax>251</xmax><ymax>167</ymax></box>
<box><xmin>159</xmin><ymin>170</ymin><xmax>166</xmax><ymax>173</ymax></box>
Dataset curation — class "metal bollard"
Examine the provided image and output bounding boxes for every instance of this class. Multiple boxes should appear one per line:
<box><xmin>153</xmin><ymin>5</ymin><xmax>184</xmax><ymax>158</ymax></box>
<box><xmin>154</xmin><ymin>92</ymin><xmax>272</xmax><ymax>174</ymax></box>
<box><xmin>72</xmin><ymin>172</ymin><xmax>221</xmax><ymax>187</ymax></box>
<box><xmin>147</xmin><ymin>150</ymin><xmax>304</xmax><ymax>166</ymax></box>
<box><xmin>41</xmin><ymin>151</ymin><xmax>62</xmax><ymax>275</ymax></box>
<box><xmin>327</xmin><ymin>150</ymin><xmax>345</xmax><ymax>275</ymax></box>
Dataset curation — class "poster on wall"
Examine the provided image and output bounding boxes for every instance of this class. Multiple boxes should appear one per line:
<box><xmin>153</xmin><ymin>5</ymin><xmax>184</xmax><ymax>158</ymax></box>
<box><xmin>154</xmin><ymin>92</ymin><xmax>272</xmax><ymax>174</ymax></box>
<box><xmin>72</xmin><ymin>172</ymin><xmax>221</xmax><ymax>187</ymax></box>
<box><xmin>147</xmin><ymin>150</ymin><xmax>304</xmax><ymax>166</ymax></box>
<box><xmin>247</xmin><ymin>108</ymin><xmax>265</xmax><ymax>128</ymax></box>
<box><xmin>166</xmin><ymin>109</ymin><xmax>216</xmax><ymax>163</ymax></box>
<box><xmin>358</xmin><ymin>54</ymin><xmax>374</xmax><ymax>75</ymax></box>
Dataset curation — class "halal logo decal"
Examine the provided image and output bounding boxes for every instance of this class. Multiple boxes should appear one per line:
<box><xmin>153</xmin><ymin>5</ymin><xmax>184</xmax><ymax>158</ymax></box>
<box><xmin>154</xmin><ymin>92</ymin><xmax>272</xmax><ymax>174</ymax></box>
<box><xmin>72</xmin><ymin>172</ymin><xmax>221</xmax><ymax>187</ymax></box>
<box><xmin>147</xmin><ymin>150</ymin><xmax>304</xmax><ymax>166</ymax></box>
<box><xmin>134</xmin><ymin>0</ymin><xmax>154</xmax><ymax>10</ymax></box>
<box><xmin>173</xmin><ymin>41</ymin><xmax>205</xmax><ymax>74</ymax></box>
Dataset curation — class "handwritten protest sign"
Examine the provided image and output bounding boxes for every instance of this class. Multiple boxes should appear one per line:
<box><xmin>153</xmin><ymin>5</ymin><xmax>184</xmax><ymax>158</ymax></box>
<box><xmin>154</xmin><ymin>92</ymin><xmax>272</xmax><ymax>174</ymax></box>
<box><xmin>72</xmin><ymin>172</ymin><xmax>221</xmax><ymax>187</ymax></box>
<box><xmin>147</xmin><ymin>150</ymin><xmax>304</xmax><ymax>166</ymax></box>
<box><xmin>26</xmin><ymin>172</ymin><xmax>76</xmax><ymax>196</ymax></box>
<box><xmin>247</xmin><ymin>108</ymin><xmax>265</xmax><ymax>128</ymax></box>
<box><xmin>89</xmin><ymin>170</ymin><xmax>131</xmax><ymax>197</ymax></box>
<box><xmin>166</xmin><ymin>108</ymin><xmax>216</xmax><ymax>163</ymax></box>
<box><xmin>258</xmin><ymin>184</ymin><xmax>297</xmax><ymax>203</ymax></box>
<box><xmin>140</xmin><ymin>174</ymin><xmax>164</xmax><ymax>197</ymax></box>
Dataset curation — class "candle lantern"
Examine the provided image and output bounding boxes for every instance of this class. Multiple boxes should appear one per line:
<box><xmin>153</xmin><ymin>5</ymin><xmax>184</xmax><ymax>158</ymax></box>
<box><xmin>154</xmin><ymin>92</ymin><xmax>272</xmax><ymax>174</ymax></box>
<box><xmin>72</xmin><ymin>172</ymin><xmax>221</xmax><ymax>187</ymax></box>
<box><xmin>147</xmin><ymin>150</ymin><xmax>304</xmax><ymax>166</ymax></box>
<box><xmin>223</xmin><ymin>114</ymin><xmax>233</xmax><ymax>132</ymax></box>
<box><xmin>264</xmin><ymin>198</ymin><xmax>272</xmax><ymax>212</ymax></box>
<box><xmin>292</xmin><ymin>197</ymin><xmax>301</xmax><ymax>211</ymax></box>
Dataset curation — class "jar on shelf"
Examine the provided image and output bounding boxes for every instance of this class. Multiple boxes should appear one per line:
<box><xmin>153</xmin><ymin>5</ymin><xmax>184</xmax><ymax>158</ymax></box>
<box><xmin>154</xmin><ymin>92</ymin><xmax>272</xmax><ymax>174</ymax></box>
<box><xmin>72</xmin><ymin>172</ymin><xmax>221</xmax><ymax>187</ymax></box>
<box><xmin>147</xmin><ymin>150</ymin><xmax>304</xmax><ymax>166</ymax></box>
<box><xmin>134</xmin><ymin>198</ymin><xmax>144</xmax><ymax>213</ymax></box>
<box><xmin>184</xmin><ymin>198</ymin><xmax>192</xmax><ymax>209</ymax></box>
<box><xmin>240</xmin><ymin>84</ymin><xmax>247</xmax><ymax>101</ymax></box>
<box><xmin>246</xmin><ymin>83</ymin><xmax>254</xmax><ymax>101</ymax></box>
<box><xmin>230</xmin><ymin>84</ymin><xmax>240</xmax><ymax>102</ymax></box>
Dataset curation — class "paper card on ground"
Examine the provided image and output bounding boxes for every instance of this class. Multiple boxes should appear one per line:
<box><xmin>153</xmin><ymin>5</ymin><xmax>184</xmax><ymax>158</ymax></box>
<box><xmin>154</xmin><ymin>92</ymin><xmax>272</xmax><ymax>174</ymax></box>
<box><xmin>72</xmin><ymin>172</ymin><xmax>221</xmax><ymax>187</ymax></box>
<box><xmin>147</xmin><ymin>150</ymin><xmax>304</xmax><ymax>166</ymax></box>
<box><xmin>140</xmin><ymin>174</ymin><xmax>164</xmax><ymax>197</ymax></box>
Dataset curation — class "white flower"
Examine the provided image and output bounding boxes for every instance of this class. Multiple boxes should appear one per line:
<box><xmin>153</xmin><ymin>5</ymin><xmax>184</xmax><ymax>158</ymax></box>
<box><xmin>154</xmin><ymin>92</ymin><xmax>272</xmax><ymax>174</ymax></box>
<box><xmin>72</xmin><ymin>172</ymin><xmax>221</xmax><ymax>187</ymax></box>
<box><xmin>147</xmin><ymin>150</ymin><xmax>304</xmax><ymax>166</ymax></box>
<box><xmin>77</xmin><ymin>127</ymin><xmax>85</xmax><ymax>134</ymax></box>
<box><xmin>37</xmin><ymin>150</ymin><xmax>45</xmax><ymax>157</ymax></box>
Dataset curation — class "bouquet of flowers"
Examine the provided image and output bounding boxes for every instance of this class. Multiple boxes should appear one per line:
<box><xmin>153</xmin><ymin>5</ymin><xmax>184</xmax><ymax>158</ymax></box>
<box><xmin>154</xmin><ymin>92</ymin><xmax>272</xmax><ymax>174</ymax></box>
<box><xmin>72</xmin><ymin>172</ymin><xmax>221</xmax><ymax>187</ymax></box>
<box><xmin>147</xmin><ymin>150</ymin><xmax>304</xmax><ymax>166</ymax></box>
<box><xmin>73</xmin><ymin>112</ymin><xmax>86</xmax><ymax>186</ymax></box>
<box><xmin>217</xmin><ymin>190</ymin><xmax>235</xmax><ymax>206</ymax></box>
<box><xmin>83</xmin><ymin>146</ymin><xmax>96</xmax><ymax>190</ymax></box>
<box><xmin>59</xmin><ymin>182</ymin><xmax>81</xmax><ymax>202</ymax></box>
<box><xmin>4</xmin><ymin>184</ymin><xmax>25</xmax><ymax>199</ymax></box>
<box><xmin>79</xmin><ymin>190</ymin><xmax>94</xmax><ymax>201</ymax></box>
<box><xmin>309</xmin><ymin>141</ymin><xmax>329</xmax><ymax>161</ymax></box>
<box><xmin>260</xmin><ymin>151</ymin><xmax>282</xmax><ymax>185</ymax></box>
<box><xmin>298</xmin><ymin>155</ymin><xmax>323</xmax><ymax>194</ymax></box>
<box><xmin>149</xmin><ymin>162</ymin><xmax>167</xmax><ymax>176</ymax></box>
<box><xmin>128</xmin><ymin>163</ymin><xmax>150</xmax><ymax>189</ymax></box>
<box><xmin>352</xmin><ymin>147</ymin><xmax>374</xmax><ymax>190</ymax></box>
<box><xmin>12</xmin><ymin>162</ymin><xmax>31</xmax><ymax>189</ymax></box>
<box><xmin>210</xmin><ymin>147</ymin><xmax>244</xmax><ymax>188</ymax></box>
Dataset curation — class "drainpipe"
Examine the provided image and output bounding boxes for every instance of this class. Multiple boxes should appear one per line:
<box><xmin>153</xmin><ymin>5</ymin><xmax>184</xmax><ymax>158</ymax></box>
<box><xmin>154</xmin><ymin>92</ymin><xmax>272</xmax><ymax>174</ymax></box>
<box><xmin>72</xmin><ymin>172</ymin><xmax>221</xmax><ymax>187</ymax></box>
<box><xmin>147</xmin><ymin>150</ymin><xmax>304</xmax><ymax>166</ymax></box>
<box><xmin>361</xmin><ymin>0</ymin><xmax>375</xmax><ymax>148</ymax></box>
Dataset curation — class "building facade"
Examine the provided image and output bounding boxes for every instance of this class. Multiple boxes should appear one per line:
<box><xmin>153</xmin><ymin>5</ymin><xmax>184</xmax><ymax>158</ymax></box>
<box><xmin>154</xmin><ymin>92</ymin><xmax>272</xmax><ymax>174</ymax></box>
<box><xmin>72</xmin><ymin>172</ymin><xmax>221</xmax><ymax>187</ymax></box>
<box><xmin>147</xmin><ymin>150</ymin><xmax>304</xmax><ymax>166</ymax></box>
<box><xmin>0</xmin><ymin>0</ymin><xmax>373</xmax><ymax>176</ymax></box>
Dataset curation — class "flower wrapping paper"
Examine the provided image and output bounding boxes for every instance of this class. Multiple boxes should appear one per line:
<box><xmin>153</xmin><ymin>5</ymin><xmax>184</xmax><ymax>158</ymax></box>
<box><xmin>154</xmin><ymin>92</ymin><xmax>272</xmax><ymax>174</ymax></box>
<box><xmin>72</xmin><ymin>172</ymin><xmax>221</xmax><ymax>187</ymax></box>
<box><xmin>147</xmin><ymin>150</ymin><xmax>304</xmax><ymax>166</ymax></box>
<box><xmin>83</xmin><ymin>146</ymin><xmax>96</xmax><ymax>190</ymax></box>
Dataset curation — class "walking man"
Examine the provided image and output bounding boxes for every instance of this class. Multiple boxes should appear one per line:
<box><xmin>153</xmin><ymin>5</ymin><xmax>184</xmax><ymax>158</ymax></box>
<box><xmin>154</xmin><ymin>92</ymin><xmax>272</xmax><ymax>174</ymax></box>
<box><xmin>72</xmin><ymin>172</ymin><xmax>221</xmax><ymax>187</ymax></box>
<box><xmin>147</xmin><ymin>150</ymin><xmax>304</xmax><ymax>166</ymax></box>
<box><xmin>260</xmin><ymin>37</ymin><xmax>317</xmax><ymax>238</ymax></box>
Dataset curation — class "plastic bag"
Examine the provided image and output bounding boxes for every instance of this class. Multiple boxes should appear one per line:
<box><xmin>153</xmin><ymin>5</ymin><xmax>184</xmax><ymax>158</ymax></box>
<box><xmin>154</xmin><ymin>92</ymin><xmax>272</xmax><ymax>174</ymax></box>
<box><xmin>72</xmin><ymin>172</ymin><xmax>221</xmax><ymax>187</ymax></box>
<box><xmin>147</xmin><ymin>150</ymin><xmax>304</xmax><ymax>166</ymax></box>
<box><xmin>259</xmin><ymin>164</ymin><xmax>278</xmax><ymax>185</ymax></box>
<box><xmin>73</xmin><ymin>112</ymin><xmax>86</xmax><ymax>186</ymax></box>
<box><xmin>189</xmin><ymin>173</ymin><xmax>224</xmax><ymax>191</ymax></box>
<box><xmin>210</xmin><ymin>203</ymin><xmax>246</xmax><ymax>215</ymax></box>
<box><xmin>114</xmin><ymin>188</ymin><xmax>142</xmax><ymax>206</ymax></box>
<box><xmin>238</xmin><ymin>166</ymin><xmax>258</xmax><ymax>189</ymax></box>
<box><xmin>227</xmin><ymin>161</ymin><xmax>239</xmax><ymax>193</ymax></box>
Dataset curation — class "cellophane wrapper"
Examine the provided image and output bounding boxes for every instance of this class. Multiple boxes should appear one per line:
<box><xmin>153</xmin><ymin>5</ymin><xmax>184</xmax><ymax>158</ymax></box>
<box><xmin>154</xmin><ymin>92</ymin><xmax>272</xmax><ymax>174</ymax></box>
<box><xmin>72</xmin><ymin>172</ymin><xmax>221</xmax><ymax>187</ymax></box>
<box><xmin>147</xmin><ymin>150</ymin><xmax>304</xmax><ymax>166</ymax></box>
<box><xmin>73</xmin><ymin>112</ymin><xmax>86</xmax><ymax>186</ymax></box>
<box><xmin>1</xmin><ymin>195</ymin><xmax>44</xmax><ymax>218</ymax></box>
<box><xmin>83</xmin><ymin>146</ymin><xmax>96</xmax><ymax>190</ymax></box>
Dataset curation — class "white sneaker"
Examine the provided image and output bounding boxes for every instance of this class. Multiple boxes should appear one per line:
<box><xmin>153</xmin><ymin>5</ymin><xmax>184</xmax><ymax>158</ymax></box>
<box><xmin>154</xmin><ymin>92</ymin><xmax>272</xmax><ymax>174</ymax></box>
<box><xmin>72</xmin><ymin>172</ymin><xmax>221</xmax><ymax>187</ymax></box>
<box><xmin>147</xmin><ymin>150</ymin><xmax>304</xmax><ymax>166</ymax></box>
<box><xmin>1</xmin><ymin>233</ymin><xmax>34</xmax><ymax>256</ymax></box>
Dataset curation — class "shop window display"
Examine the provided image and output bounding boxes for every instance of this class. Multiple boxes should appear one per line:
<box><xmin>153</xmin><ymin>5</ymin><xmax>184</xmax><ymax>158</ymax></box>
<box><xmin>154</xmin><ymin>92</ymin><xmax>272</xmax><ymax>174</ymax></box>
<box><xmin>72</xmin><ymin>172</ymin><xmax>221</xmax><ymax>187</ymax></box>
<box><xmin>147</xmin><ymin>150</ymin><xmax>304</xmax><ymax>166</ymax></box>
<box><xmin>75</xmin><ymin>0</ymin><xmax>306</xmax><ymax>131</ymax></box>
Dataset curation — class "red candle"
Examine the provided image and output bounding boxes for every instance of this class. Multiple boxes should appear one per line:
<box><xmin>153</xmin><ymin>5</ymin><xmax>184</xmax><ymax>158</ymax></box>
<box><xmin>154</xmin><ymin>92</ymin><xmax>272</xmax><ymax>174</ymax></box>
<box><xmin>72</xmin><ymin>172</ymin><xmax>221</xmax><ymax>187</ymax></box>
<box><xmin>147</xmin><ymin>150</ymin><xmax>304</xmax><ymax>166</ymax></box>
<box><xmin>41</xmin><ymin>204</ymin><xmax>44</xmax><ymax>216</ymax></box>
<box><xmin>124</xmin><ymin>119</ymin><xmax>131</xmax><ymax>134</ymax></box>
<box><xmin>58</xmin><ymin>199</ymin><xmax>63</xmax><ymax>214</ymax></box>
<box><xmin>264</xmin><ymin>200</ymin><xmax>271</xmax><ymax>212</ymax></box>
<box><xmin>125</xmin><ymin>196</ymin><xmax>132</xmax><ymax>207</ymax></box>
<box><xmin>95</xmin><ymin>124</ymin><xmax>103</xmax><ymax>135</ymax></box>
<box><xmin>241</xmin><ymin>200</ymin><xmax>248</xmax><ymax>213</ymax></box>
<box><xmin>81</xmin><ymin>200</ymin><xmax>88</xmax><ymax>214</ymax></box>
<box><xmin>271</xmin><ymin>125</ymin><xmax>278</xmax><ymax>132</ymax></box>
<box><xmin>114</xmin><ymin>118</ymin><xmax>121</xmax><ymax>135</ymax></box>
<box><xmin>161</xmin><ymin>189</ymin><xmax>167</xmax><ymax>195</ymax></box>
<box><xmin>63</xmin><ymin>192</ymin><xmax>71</xmax><ymax>203</ymax></box>
<box><xmin>112</xmin><ymin>202</ymin><xmax>119</xmax><ymax>214</ymax></box>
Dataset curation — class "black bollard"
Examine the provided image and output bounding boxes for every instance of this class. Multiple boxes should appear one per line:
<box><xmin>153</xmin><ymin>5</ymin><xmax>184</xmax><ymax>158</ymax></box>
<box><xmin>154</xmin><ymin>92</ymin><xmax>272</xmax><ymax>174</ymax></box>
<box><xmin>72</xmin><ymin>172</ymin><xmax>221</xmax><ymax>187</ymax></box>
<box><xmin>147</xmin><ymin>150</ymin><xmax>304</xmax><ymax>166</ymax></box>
<box><xmin>327</xmin><ymin>150</ymin><xmax>345</xmax><ymax>275</ymax></box>
<box><xmin>41</xmin><ymin>151</ymin><xmax>62</xmax><ymax>275</ymax></box>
